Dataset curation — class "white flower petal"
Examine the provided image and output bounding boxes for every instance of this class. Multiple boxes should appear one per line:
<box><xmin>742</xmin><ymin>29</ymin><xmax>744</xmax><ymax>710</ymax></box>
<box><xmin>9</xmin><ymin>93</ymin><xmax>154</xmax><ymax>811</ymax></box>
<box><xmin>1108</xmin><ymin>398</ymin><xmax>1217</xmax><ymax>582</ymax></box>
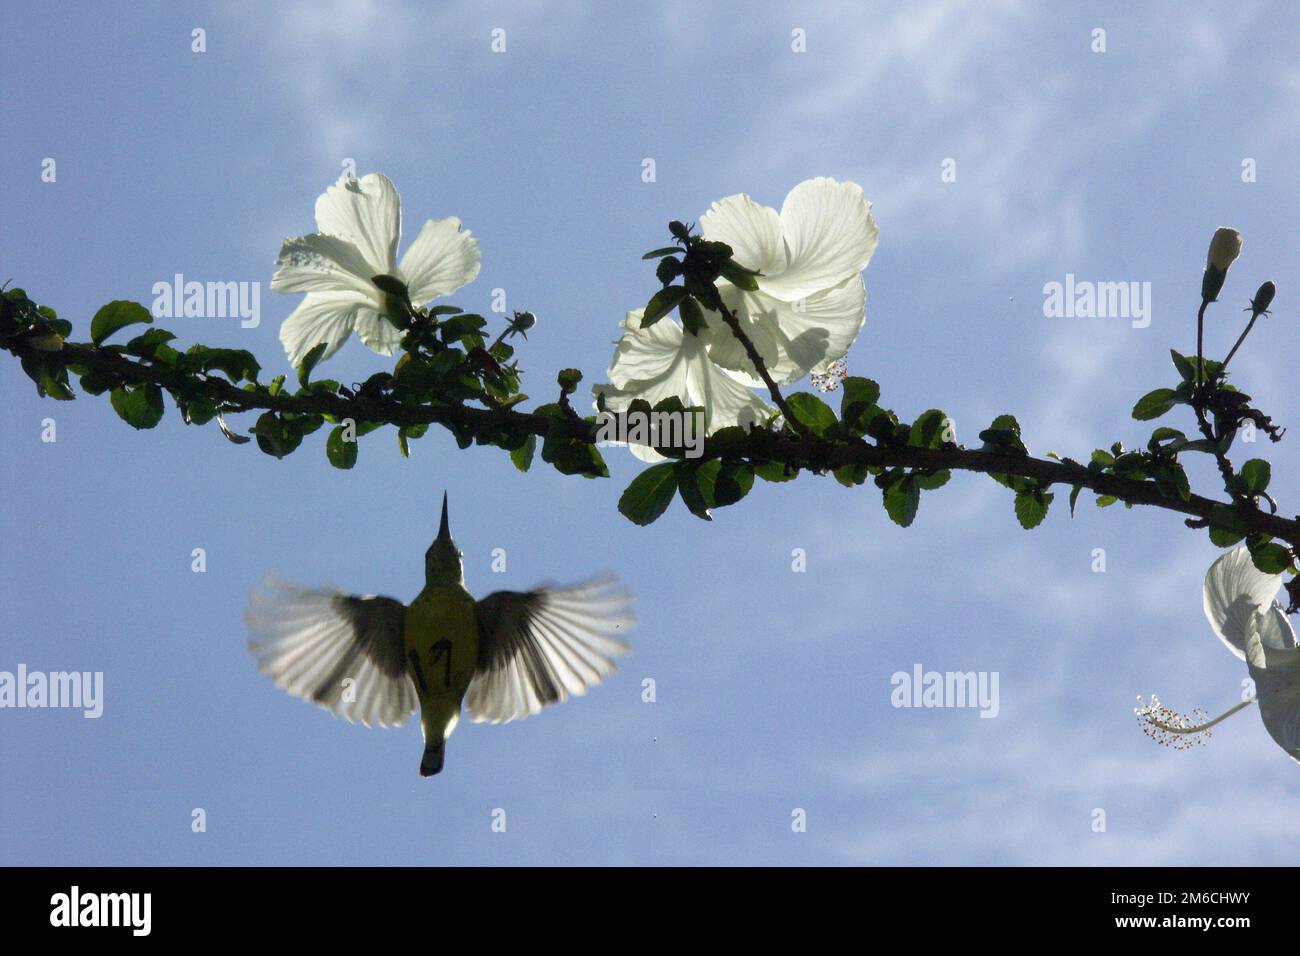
<box><xmin>707</xmin><ymin>276</ymin><xmax>865</xmax><ymax>386</ymax></box>
<box><xmin>314</xmin><ymin>173</ymin><xmax>401</xmax><ymax>276</ymax></box>
<box><xmin>354</xmin><ymin>307</ymin><xmax>403</xmax><ymax>356</ymax></box>
<box><xmin>272</xmin><ymin>234</ymin><xmax>381</xmax><ymax>299</ymax></box>
<box><xmin>1203</xmin><ymin>548</ymin><xmax>1287</xmax><ymax>660</ymax></box>
<box><xmin>760</xmin><ymin>177</ymin><xmax>878</xmax><ymax>303</ymax></box>
<box><xmin>1244</xmin><ymin>622</ymin><xmax>1300</xmax><ymax>762</ymax></box>
<box><xmin>604</xmin><ymin>310</ymin><xmax>685</xmax><ymax>389</ymax></box>
<box><xmin>279</xmin><ymin>292</ymin><xmax>367</xmax><ymax>367</ymax></box>
<box><xmin>594</xmin><ymin>310</ymin><xmax>772</xmax><ymax>459</ymax></box>
<box><xmin>699</xmin><ymin>193</ymin><xmax>786</xmax><ymax>273</ymax></box>
<box><xmin>398</xmin><ymin>217</ymin><xmax>481</xmax><ymax>304</ymax></box>
<box><xmin>700</xmin><ymin>289</ymin><xmax>782</xmax><ymax>384</ymax></box>
<box><xmin>683</xmin><ymin>334</ymin><xmax>773</xmax><ymax>432</ymax></box>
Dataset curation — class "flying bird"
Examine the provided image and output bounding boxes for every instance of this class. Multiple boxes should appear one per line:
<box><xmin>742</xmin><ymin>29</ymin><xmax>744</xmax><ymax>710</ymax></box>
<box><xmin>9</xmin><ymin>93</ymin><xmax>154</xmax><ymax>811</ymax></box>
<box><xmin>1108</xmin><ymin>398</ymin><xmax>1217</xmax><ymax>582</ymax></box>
<box><xmin>247</xmin><ymin>494</ymin><xmax>633</xmax><ymax>776</ymax></box>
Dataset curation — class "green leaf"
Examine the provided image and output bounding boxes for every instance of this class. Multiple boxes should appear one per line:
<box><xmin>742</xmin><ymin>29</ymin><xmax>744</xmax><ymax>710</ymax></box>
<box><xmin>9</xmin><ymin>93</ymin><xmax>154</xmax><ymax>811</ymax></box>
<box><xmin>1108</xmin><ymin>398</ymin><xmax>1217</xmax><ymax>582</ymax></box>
<box><xmin>251</xmin><ymin>412</ymin><xmax>303</xmax><ymax>459</ymax></box>
<box><xmin>1068</xmin><ymin>483</ymin><xmax>1083</xmax><ymax>516</ymax></box>
<box><xmin>883</xmin><ymin>475</ymin><xmax>920</xmax><ymax>528</ymax></box>
<box><xmin>719</xmin><ymin>261</ymin><xmax>760</xmax><ymax>291</ymax></box>
<box><xmin>641</xmin><ymin>286</ymin><xmax>688</xmax><ymax>327</ymax></box>
<box><xmin>109</xmin><ymin>384</ymin><xmax>164</xmax><ymax>429</ymax></box>
<box><xmin>91</xmin><ymin>300</ymin><xmax>152</xmax><ymax>345</ymax></box>
<box><xmin>1240</xmin><ymin>459</ymin><xmax>1271</xmax><ymax>493</ymax></box>
<box><xmin>677</xmin><ymin>296</ymin><xmax>707</xmax><ymax>336</ymax></box>
<box><xmin>183</xmin><ymin>396</ymin><xmax>218</xmax><ymax>426</ymax></box>
<box><xmin>712</xmin><ymin>461</ymin><xmax>755</xmax><ymax>507</ymax></box>
<box><xmin>909</xmin><ymin>409</ymin><xmax>948</xmax><ymax>449</ymax></box>
<box><xmin>840</xmin><ymin>376</ymin><xmax>881</xmax><ymax>432</ymax></box>
<box><xmin>916</xmin><ymin>470</ymin><xmax>950</xmax><ymax>490</ymax></box>
<box><xmin>785</xmin><ymin>392</ymin><xmax>838</xmax><ymax>437</ymax></box>
<box><xmin>1170</xmin><ymin>349</ymin><xmax>1195</xmax><ymax>382</ymax></box>
<box><xmin>510</xmin><ymin>434</ymin><xmax>536</xmax><ymax>472</ymax></box>
<box><xmin>978</xmin><ymin>414</ymin><xmax>1027</xmax><ymax>454</ymax></box>
<box><xmin>326</xmin><ymin>424</ymin><xmax>358</xmax><ymax>469</ymax></box>
<box><xmin>618</xmin><ymin>462</ymin><xmax>678</xmax><ymax>526</ymax></box>
<box><xmin>541</xmin><ymin>422</ymin><xmax>608</xmax><ymax>477</ymax></box>
<box><xmin>755</xmin><ymin>460</ymin><xmax>798</xmax><ymax>483</ymax></box>
<box><xmin>834</xmin><ymin>463</ymin><xmax>871</xmax><ymax>487</ymax></box>
<box><xmin>1248</xmin><ymin>542</ymin><xmax>1294</xmax><ymax>575</ymax></box>
<box><xmin>1014</xmin><ymin>490</ymin><xmax>1052</xmax><ymax>529</ymax></box>
<box><xmin>185</xmin><ymin>345</ymin><xmax>261</xmax><ymax>383</ymax></box>
<box><xmin>1131</xmin><ymin>388</ymin><xmax>1178</xmax><ymax>421</ymax></box>
<box><xmin>677</xmin><ymin>460</ymin><xmax>721</xmax><ymax>520</ymax></box>
<box><xmin>642</xmin><ymin>247</ymin><xmax>681</xmax><ymax>260</ymax></box>
<box><xmin>297</xmin><ymin>342</ymin><xmax>329</xmax><ymax>387</ymax></box>
<box><xmin>1209</xmin><ymin>525</ymin><xmax>1247</xmax><ymax>548</ymax></box>
<box><xmin>704</xmin><ymin>426</ymin><xmax>749</xmax><ymax>459</ymax></box>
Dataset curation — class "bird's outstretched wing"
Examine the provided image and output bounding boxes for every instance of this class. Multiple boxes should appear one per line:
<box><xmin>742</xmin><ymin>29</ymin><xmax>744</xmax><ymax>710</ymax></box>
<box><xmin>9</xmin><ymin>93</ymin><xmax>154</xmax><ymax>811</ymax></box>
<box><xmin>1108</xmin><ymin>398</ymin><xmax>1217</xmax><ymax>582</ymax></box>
<box><xmin>466</xmin><ymin>577</ymin><xmax>634</xmax><ymax>724</ymax></box>
<box><xmin>246</xmin><ymin>577</ymin><xmax>418</xmax><ymax>728</ymax></box>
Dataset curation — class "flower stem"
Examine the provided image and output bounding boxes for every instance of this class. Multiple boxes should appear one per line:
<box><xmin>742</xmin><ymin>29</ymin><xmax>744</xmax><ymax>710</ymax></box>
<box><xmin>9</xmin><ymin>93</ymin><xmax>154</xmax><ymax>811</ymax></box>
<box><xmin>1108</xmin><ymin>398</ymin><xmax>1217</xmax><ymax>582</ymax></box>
<box><xmin>1220</xmin><ymin>309</ymin><xmax>1263</xmax><ymax>374</ymax></box>
<box><xmin>1146</xmin><ymin>697</ymin><xmax>1255</xmax><ymax>735</ymax></box>
<box><xmin>712</xmin><ymin>300</ymin><xmax>815</xmax><ymax>441</ymax></box>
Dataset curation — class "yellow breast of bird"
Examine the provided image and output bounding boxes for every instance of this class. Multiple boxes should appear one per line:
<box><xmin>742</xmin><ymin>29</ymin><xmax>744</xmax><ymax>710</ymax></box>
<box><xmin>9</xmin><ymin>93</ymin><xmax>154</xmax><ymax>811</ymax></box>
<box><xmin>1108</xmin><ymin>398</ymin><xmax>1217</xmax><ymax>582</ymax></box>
<box><xmin>403</xmin><ymin>587</ymin><xmax>479</xmax><ymax>705</ymax></box>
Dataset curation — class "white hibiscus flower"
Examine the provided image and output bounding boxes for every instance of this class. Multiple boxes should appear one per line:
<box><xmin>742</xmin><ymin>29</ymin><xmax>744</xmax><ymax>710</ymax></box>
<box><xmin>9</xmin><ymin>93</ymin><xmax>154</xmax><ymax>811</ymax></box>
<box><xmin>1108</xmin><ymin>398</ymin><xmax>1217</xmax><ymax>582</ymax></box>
<box><xmin>593</xmin><ymin>311</ymin><xmax>774</xmax><ymax>462</ymax></box>
<box><xmin>272</xmin><ymin>173</ymin><xmax>480</xmax><ymax>367</ymax></box>
<box><xmin>1136</xmin><ymin>547</ymin><xmax>1299</xmax><ymax>763</ymax></box>
<box><xmin>698</xmin><ymin>176</ymin><xmax>878</xmax><ymax>386</ymax></box>
<box><xmin>594</xmin><ymin>178</ymin><xmax>877</xmax><ymax>459</ymax></box>
<box><xmin>1203</xmin><ymin>548</ymin><xmax>1299</xmax><ymax>762</ymax></box>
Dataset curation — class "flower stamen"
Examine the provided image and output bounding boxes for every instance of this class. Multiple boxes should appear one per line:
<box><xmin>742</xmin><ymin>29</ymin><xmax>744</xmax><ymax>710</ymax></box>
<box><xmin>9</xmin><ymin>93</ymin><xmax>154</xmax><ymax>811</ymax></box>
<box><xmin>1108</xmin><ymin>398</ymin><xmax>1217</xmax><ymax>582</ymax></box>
<box><xmin>1134</xmin><ymin>693</ymin><xmax>1256</xmax><ymax>749</ymax></box>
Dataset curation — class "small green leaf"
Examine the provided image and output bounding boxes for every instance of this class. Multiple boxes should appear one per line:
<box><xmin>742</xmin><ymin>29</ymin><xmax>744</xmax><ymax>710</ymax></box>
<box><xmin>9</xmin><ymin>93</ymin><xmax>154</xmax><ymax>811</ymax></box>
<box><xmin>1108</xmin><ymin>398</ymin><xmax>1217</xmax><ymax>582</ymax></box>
<box><xmin>1209</xmin><ymin>526</ymin><xmax>1247</xmax><ymax>548</ymax></box>
<box><xmin>1131</xmin><ymin>388</ymin><xmax>1178</xmax><ymax>421</ymax></box>
<box><xmin>712</xmin><ymin>461</ymin><xmax>755</xmax><ymax>507</ymax></box>
<box><xmin>978</xmin><ymin>414</ymin><xmax>1027</xmax><ymax>454</ymax></box>
<box><xmin>1240</xmin><ymin>459</ymin><xmax>1271</xmax><ymax>493</ymax></box>
<box><xmin>618</xmin><ymin>462</ymin><xmax>678</xmax><ymax>526</ymax></box>
<box><xmin>883</xmin><ymin>475</ymin><xmax>920</xmax><ymax>528</ymax></box>
<box><xmin>755</xmin><ymin>461</ymin><xmax>798</xmax><ymax>483</ymax></box>
<box><xmin>510</xmin><ymin>435</ymin><xmax>536</xmax><ymax>472</ymax></box>
<box><xmin>297</xmin><ymin>342</ymin><xmax>329</xmax><ymax>387</ymax></box>
<box><xmin>641</xmin><ymin>286</ymin><xmax>688</xmax><ymax>327</ymax></box>
<box><xmin>326</xmin><ymin>424</ymin><xmax>358</xmax><ymax>469</ymax></box>
<box><xmin>642</xmin><ymin>247</ymin><xmax>681</xmax><ymax>260</ymax></box>
<box><xmin>91</xmin><ymin>300</ymin><xmax>152</xmax><ymax>345</ymax></box>
<box><xmin>109</xmin><ymin>384</ymin><xmax>164</xmax><ymax>429</ymax></box>
<box><xmin>677</xmin><ymin>296</ymin><xmax>707</xmax><ymax>336</ymax></box>
<box><xmin>677</xmin><ymin>459</ymin><xmax>721</xmax><ymax>520</ymax></box>
<box><xmin>1068</xmin><ymin>483</ymin><xmax>1082</xmax><ymax>516</ymax></box>
<box><xmin>719</xmin><ymin>262</ymin><xmax>760</xmax><ymax>291</ymax></box>
<box><xmin>785</xmin><ymin>392</ymin><xmax>838</xmax><ymax>437</ymax></box>
<box><xmin>840</xmin><ymin>377</ymin><xmax>881</xmax><ymax>432</ymax></box>
<box><xmin>909</xmin><ymin>409</ymin><xmax>948</xmax><ymax>449</ymax></box>
<box><xmin>1248</xmin><ymin>542</ymin><xmax>1294</xmax><ymax>575</ymax></box>
<box><xmin>916</xmin><ymin>470</ymin><xmax>950</xmax><ymax>490</ymax></box>
<box><xmin>1014</xmin><ymin>490</ymin><xmax>1052</xmax><ymax>529</ymax></box>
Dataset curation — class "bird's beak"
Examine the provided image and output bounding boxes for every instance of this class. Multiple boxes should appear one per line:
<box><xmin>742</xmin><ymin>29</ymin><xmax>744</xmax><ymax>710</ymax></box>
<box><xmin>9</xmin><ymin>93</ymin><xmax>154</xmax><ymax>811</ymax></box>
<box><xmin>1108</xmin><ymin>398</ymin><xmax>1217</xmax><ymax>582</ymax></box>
<box><xmin>437</xmin><ymin>492</ymin><xmax>451</xmax><ymax>543</ymax></box>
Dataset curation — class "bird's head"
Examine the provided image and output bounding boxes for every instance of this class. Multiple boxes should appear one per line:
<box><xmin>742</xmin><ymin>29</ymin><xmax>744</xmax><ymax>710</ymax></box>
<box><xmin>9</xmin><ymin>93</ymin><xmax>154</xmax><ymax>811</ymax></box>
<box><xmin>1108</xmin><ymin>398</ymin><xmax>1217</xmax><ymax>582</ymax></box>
<box><xmin>425</xmin><ymin>492</ymin><xmax>465</xmax><ymax>587</ymax></box>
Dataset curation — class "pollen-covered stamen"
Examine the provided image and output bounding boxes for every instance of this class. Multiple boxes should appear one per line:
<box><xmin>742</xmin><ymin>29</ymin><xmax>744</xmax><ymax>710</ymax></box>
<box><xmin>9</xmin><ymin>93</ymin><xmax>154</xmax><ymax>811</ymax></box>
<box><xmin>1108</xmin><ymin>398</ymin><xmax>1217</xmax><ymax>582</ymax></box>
<box><xmin>1134</xmin><ymin>693</ymin><xmax>1256</xmax><ymax>750</ymax></box>
<box><xmin>811</xmin><ymin>357</ymin><xmax>849</xmax><ymax>393</ymax></box>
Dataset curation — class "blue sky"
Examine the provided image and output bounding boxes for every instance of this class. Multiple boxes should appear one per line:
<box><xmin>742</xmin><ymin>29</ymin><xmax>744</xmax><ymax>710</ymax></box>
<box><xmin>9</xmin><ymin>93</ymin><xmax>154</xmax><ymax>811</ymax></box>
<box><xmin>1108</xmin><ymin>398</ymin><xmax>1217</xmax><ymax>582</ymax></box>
<box><xmin>2</xmin><ymin>0</ymin><xmax>1298</xmax><ymax>865</ymax></box>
